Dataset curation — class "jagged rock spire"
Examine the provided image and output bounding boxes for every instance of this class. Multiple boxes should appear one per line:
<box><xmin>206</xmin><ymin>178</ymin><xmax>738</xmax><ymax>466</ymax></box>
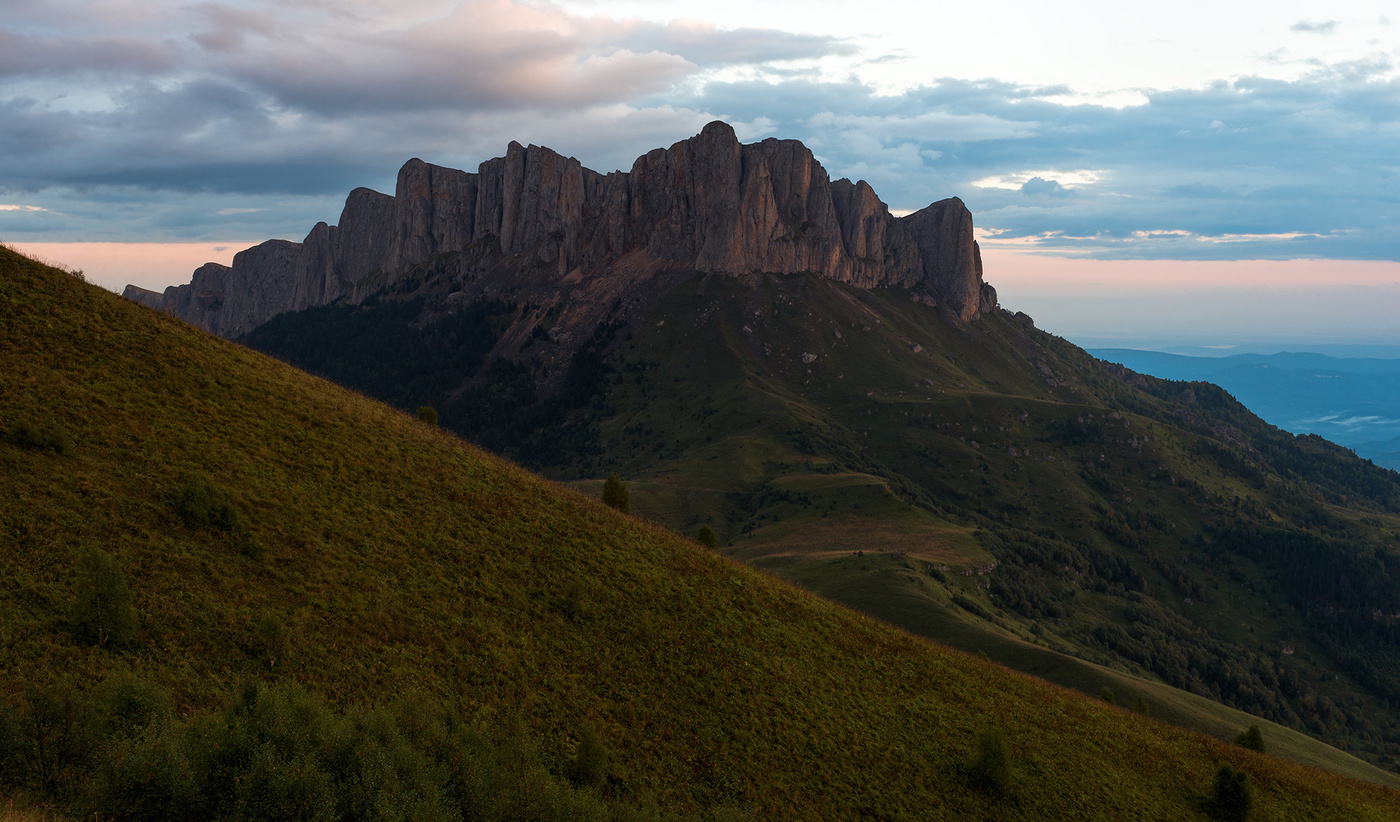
<box><xmin>126</xmin><ymin>121</ymin><xmax>994</xmax><ymax>336</ymax></box>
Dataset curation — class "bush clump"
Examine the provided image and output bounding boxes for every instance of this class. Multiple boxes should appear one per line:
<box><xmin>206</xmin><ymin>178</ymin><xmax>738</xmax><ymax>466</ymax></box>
<box><xmin>174</xmin><ymin>474</ymin><xmax>259</xmax><ymax>557</ymax></box>
<box><xmin>1234</xmin><ymin>724</ymin><xmax>1265</xmax><ymax>753</ymax></box>
<box><xmin>174</xmin><ymin>474</ymin><xmax>243</xmax><ymax>532</ymax></box>
<box><xmin>602</xmin><ymin>474</ymin><xmax>630</xmax><ymax>514</ymax></box>
<box><xmin>0</xmin><ymin>677</ymin><xmax>746</xmax><ymax>822</ymax></box>
<box><xmin>1207</xmin><ymin>762</ymin><xmax>1253</xmax><ymax>821</ymax></box>
<box><xmin>5</xmin><ymin>418</ymin><xmax>70</xmax><ymax>454</ymax></box>
<box><xmin>255</xmin><ymin>614</ymin><xmax>290</xmax><ymax>669</ymax></box>
<box><xmin>967</xmin><ymin>727</ymin><xmax>1011</xmax><ymax>793</ymax></box>
<box><xmin>416</xmin><ymin>405</ymin><xmax>439</xmax><ymax>426</ymax></box>
<box><xmin>70</xmin><ymin>548</ymin><xmax>138</xmax><ymax>648</ymax></box>
<box><xmin>566</xmin><ymin>724</ymin><xmax>609</xmax><ymax>789</ymax></box>
<box><xmin>696</xmin><ymin>524</ymin><xmax>717</xmax><ymax>549</ymax></box>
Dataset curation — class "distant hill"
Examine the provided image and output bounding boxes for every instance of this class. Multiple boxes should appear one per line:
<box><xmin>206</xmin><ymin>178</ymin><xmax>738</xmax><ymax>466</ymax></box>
<box><xmin>1091</xmin><ymin>349</ymin><xmax>1400</xmax><ymax>471</ymax></box>
<box><xmin>13</xmin><ymin>247</ymin><xmax>1400</xmax><ymax>816</ymax></box>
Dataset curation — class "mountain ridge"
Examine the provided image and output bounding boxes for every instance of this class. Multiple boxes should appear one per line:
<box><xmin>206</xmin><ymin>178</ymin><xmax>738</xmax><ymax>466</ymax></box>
<box><xmin>125</xmin><ymin>121</ymin><xmax>994</xmax><ymax>338</ymax></box>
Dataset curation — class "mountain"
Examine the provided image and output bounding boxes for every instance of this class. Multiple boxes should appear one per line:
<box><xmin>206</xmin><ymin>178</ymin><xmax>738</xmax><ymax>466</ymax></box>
<box><xmin>124</xmin><ymin>120</ymin><xmax>994</xmax><ymax>340</ymax></box>
<box><xmin>1091</xmin><ymin>349</ymin><xmax>1400</xmax><ymax>471</ymax></box>
<box><xmin>13</xmin><ymin>247</ymin><xmax>1400</xmax><ymax>817</ymax></box>
<box><xmin>125</xmin><ymin>124</ymin><xmax>1400</xmax><ymax>780</ymax></box>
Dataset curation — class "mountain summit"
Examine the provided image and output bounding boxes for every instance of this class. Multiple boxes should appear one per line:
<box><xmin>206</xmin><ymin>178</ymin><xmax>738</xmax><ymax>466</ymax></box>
<box><xmin>124</xmin><ymin>121</ymin><xmax>994</xmax><ymax>337</ymax></box>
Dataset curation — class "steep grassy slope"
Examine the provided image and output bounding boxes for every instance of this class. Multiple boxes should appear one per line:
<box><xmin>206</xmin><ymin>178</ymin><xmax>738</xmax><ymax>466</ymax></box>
<box><xmin>564</xmin><ymin>271</ymin><xmax>1400</xmax><ymax>766</ymax></box>
<box><xmin>239</xmin><ymin>262</ymin><xmax>1400</xmax><ymax>778</ymax></box>
<box><xmin>5</xmin><ymin>250</ymin><xmax>1400</xmax><ymax>818</ymax></box>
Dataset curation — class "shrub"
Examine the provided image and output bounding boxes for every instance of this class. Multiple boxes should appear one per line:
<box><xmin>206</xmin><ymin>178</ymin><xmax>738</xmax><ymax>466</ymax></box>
<box><xmin>255</xmin><ymin>615</ymin><xmax>290</xmax><ymax>669</ymax></box>
<box><xmin>1134</xmin><ymin>696</ymin><xmax>1150</xmax><ymax>716</ymax></box>
<box><xmin>0</xmin><ymin>669</ymin><xmax>756</xmax><ymax>822</ymax></box>
<box><xmin>602</xmin><ymin>474</ymin><xmax>630</xmax><ymax>514</ymax></box>
<box><xmin>174</xmin><ymin>474</ymin><xmax>243</xmax><ymax>533</ymax></box>
<box><xmin>0</xmin><ymin>699</ymin><xmax>21</xmax><ymax>782</ymax></box>
<box><xmin>559</xmin><ymin>581</ymin><xmax>587</xmax><ymax>622</ymax></box>
<box><xmin>967</xmin><ymin>727</ymin><xmax>1010</xmax><ymax>793</ymax></box>
<box><xmin>96</xmin><ymin>674</ymin><xmax>172</xmax><ymax>740</ymax></box>
<box><xmin>70</xmin><ymin>548</ymin><xmax>138</xmax><ymax>648</ymax></box>
<box><xmin>416</xmin><ymin>405</ymin><xmax>439</xmax><ymax>426</ymax></box>
<box><xmin>20</xmin><ymin>680</ymin><xmax>96</xmax><ymax>798</ymax></box>
<box><xmin>567</xmin><ymin>724</ymin><xmax>609</xmax><ymax>789</ymax></box>
<box><xmin>696</xmin><ymin>525</ymin><xmax>717</xmax><ymax>549</ymax></box>
<box><xmin>1207</xmin><ymin>763</ymin><xmax>1253</xmax><ymax>821</ymax></box>
<box><xmin>1234</xmin><ymin>724</ymin><xmax>1265</xmax><ymax>753</ymax></box>
<box><xmin>6</xmin><ymin>418</ymin><xmax>69</xmax><ymax>454</ymax></box>
<box><xmin>174</xmin><ymin>474</ymin><xmax>260</xmax><ymax>557</ymax></box>
<box><xmin>1099</xmin><ymin>686</ymin><xmax>1116</xmax><ymax>705</ymax></box>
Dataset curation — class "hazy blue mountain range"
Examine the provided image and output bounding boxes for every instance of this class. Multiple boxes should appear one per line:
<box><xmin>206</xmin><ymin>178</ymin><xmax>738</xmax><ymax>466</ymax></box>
<box><xmin>1090</xmin><ymin>349</ymin><xmax>1400</xmax><ymax>472</ymax></box>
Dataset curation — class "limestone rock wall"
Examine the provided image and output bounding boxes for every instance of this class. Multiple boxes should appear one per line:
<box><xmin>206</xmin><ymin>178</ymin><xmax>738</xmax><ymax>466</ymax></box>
<box><xmin>125</xmin><ymin>121</ymin><xmax>995</xmax><ymax>337</ymax></box>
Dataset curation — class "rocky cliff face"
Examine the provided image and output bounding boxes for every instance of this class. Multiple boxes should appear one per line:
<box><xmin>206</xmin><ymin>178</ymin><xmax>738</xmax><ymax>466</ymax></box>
<box><xmin>125</xmin><ymin>121</ymin><xmax>995</xmax><ymax>337</ymax></box>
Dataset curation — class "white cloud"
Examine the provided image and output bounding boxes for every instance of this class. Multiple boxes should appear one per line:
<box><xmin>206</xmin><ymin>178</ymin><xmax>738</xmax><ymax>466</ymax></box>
<box><xmin>1292</xmin><ymin>20</ymin><xmax>1339</xmax><ymax>35</ymax></box>
<box><xmin>807</xmin><ymin>110</ymin><xmax>1037</xmax><ymax>142</ymax></box>
<box><xmin>971</xmin><ymin>169</ymin><xmax>1105</xmax><ymax>190</ymax></box>
<box><xmin>1196</xmin><ymin>231</ymin><xmax>1329</xmax><ymax>244</ymax></box>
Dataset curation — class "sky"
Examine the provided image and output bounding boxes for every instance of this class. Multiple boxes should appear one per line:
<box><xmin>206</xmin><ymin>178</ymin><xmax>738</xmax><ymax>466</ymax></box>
<box><xmin>2</xmin><ymin>0</ymin><xmax>1398</xmax><ymax>350</ymax></box>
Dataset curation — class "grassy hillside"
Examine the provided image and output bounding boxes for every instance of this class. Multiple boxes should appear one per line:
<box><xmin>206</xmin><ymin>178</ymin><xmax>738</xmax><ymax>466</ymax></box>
<box><xmin>1</xmin><ymin>253</ymin><xmax>1397</xmax><ymax>816</ymax></box>
<box><xmin>238</xmin><ymin>260</ymin><xmax>1400</xmax><ymax>779</ymax></box>
<box><xmin>568</xmin><ymin>271</ymin><xmax>1400</xmax><ymax>769</ymax></box>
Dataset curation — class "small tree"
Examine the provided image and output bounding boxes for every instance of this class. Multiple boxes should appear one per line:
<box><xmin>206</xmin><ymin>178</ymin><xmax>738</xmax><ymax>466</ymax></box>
<box><xmin>1235</xmin><ymin>724</ymin><xmax>1265</xmax><ymax>753</ymax></box>
<box><xmin>1134</xmin><ymin>695</ymin><xmax>1150</xmax><ymax>716</ymax></box>
<box><xmin>21</xmin><ymin>681</ymin><xmax>95</xmax><ymax>797</ymax></box>
<box><xmin>416</xmin><ymin>405</ymin><xmax>438</xmax><ymax>426</ymax></box>
<box><xmin>256</xmin><ymin>614</ymin><xmax>290</xmax><ymax>669</ymax></box>
<box><xmin>696</xmin><ymin>524</ymin><xmax>717</xmax><ymax>548</ymax></box>
<box><xmin>968</xmin><ymin>727</ymin><xmax>1010</xmax><ymax>793</ymax></box>
<box><xmin>1099</xmin><ymin>686</ymin><xmax>1116</xmax><ymax>705</ymax></box>
<box><xmin>1208</xmin><ymin>763</ymin><xmax>1253</xmax><ymax>821</ymax></box>
<box><xmin>70</xmin><ymin>548</ymin><xmax>138</xmax><ymax>647</ymax></box>
<box><xmin>567</xmin><ymin>724</ymin><xmax>609</xmax><ymax>788</ymax></box>
<box><xmin>602</xmin><ymin>474</ymin><xmax>630</xmax><ymax>514</ymax></box>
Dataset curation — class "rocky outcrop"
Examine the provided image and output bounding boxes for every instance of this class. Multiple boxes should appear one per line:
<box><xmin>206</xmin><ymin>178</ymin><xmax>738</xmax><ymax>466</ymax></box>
<box><xmin>127</xmin><ymin>121</ymin><xmax>995</xmax><ymax>337</ymax></box>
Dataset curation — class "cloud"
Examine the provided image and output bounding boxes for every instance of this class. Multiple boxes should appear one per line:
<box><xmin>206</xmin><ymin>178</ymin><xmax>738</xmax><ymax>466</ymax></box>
<box><xmin>602</xmin><ymin>17</ymin><xmax>854</xmax><ymax>66</ymax></box>
<box><xmin>0</xmin><ymin>29</ymin><xmax>176</xmax><ymax>79</ymax></box>
<box><xmin>1292</xmin><ymin>20</ymin><xmax>1338</xmax><ymax>35</ymax></box>
<box><xmin>972</xmin><ymin>170</ymin><xmax>1103</xmax><ymax>191</ymax></box>
<box><xmin>1</xmin><ymin>2</ymin><xmax>1397</xmax><ymax>264</ymax></box>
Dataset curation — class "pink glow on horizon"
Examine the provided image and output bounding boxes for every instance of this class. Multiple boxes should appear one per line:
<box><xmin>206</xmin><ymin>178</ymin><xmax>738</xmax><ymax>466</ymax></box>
<box><xmin>6</xmin><ymin>242</ymin><xmax>249</xmax><ymax>294</ymax></box>
<box><xmin>9</xmin><ymin>241</ymin><xmax>1397</xmax><ymax>345</ymax></box>
<box><xmin>981</xmin><ymin>250</ymin><xmax>1400</xmax><ymax>291</ymax></box>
